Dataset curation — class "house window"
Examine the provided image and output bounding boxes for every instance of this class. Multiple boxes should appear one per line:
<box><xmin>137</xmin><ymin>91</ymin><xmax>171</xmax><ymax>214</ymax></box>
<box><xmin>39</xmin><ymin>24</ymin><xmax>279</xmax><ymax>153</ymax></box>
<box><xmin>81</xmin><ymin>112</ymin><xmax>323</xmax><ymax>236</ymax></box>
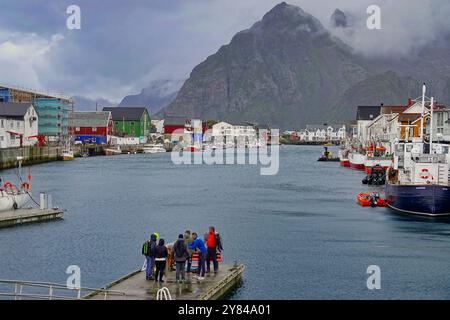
<box><xmin>1</xmin><ymin>120</ymin><xmax>3</xmax><ymax>128</ymax></box>
<box><xmin>437</xmin><ymin>113</ymin><xmax>444</xmax><ymax>126</ymax></box>
<box><xmin>0</xmin><ymin>136</ymin><xmax>3</xmax><ymax>141</ymax></box>
<box><xmin>76</xmin><ymin>127</ymin><xmax>80</xmax><ymax>132</ymax></box>
<box><xmin>92</xmin><ymin>127</ymin><xmax>97</xmax><ymax>132</ymax></box>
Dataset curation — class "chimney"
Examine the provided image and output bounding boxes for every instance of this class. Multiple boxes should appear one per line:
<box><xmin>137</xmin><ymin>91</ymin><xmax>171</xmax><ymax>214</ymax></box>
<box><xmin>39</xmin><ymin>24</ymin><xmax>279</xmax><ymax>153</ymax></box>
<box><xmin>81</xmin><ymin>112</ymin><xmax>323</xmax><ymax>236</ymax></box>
<box><xmin>408</xmin><ymin>98</ymin><xmax>412</xmax><ymax>107</ymax></box>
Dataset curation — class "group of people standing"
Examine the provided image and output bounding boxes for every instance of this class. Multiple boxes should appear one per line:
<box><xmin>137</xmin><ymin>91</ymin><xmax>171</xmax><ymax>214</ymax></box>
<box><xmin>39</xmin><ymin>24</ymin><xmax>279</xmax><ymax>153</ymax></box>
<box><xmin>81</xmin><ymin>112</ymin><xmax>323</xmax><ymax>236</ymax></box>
<box><xmin>142</xmin><ymin>226</ymin><xmax>223</xmax><ymax>284</ymax></box>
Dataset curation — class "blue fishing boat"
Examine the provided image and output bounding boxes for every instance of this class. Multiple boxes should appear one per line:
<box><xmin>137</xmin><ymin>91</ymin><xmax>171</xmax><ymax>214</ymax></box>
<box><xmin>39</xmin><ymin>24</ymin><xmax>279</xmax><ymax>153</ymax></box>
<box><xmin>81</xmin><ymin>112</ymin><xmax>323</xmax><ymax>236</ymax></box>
<box><xmin>385</xmin><ymin>85</ymin><xmax>450</xmax><ymax>217</ymax></box>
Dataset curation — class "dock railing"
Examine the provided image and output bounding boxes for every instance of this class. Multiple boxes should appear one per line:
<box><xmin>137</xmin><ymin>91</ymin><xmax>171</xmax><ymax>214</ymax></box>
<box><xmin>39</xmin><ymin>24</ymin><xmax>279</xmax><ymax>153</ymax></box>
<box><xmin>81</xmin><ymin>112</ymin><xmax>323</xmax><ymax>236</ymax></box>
<box><xmin>0</xmin><ymin>279</ymin><xmax>126</xmax><ymax>300</ymax></box>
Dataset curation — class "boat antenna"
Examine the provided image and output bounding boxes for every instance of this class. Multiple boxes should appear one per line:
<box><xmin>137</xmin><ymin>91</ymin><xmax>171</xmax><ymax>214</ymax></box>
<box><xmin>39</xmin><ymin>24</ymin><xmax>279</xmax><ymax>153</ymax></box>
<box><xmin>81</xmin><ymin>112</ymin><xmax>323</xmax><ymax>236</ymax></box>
<box><xmin>420</xmin><ymin>83</ymin><xmax>426</xmax><ymax>141</ymax></box>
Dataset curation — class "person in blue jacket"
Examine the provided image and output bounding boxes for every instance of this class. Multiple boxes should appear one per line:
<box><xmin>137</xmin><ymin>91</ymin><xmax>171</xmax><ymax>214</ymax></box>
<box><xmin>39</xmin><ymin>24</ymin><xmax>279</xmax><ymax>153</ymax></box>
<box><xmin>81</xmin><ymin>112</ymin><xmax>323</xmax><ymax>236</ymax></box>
<box><xmin>188</xmin><ymin>232</ymin><xmax>207</xmax><ymax>280</ymax></box>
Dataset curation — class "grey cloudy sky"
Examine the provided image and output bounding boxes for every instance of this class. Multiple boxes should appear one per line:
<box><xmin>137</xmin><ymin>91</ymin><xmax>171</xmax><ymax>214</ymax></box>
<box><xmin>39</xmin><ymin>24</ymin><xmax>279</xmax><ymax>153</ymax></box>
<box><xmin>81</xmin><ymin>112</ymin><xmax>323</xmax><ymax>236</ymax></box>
<box><xmin>0</xmin><ymin>0</ymin><xmax>449</xmax><ymax>102</ymax></box>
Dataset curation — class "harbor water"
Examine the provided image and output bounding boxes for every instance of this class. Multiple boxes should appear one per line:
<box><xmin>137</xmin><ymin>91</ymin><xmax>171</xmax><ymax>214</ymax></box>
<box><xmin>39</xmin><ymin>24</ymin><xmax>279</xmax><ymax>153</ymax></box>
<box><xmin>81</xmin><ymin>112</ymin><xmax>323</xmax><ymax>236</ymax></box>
<box><xmin>2</xmin><ymin>145</ymin><xmax>450</xmax><ymax>299</ymax></box>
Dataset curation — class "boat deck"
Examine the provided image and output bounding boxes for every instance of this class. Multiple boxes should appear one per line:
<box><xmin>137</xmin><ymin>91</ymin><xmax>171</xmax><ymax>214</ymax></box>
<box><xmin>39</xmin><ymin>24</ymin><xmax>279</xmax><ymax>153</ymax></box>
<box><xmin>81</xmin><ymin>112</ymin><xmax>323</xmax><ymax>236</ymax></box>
<box><xmin>0</xmin><ymin>208</ymin><xmax>64</xmax><ymax>228</ymax></box>
<box><xmin>87</xmin><ymin>263</ymin><xmax>245</xmax><ymax>300</ymax></box>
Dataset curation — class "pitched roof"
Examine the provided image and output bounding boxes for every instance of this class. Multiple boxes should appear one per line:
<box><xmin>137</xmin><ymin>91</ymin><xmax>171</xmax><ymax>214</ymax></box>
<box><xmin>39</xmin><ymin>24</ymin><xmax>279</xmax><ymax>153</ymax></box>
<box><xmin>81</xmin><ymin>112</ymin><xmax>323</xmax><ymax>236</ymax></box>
<box><xmin>381</xmin><ymin>105</ymin><xmax>408</xmax><ymax>115</ymax></box>
<box><xmin>102</xmin><ymin>107</ymin><xmax>148</xmax><ymax>121</ymax></box>
<box><xmin>0</xmin><ymin>102</ymin><xmax>32</xmax><ymax>118</ymax></box>
<box><xmin>72</xmin><ymin>111</ymin><xmax>111</xmax><ymax>127</ymax></box>
<box><xmin>164</xmin><ymin>116</ymin><xmax>187</xmax><ymax>126</ymax></box>
<box><xmin>356</xmin><ymin>106</ymin><xmax>381</xmax><ymax>121</ymax></box>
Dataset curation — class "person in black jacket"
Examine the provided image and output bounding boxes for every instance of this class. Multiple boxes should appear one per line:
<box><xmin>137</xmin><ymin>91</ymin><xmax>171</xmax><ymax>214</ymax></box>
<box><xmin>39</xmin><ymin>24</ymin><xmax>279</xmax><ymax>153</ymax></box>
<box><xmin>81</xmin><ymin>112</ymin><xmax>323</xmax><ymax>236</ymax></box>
<box><xmin>173</xmin><ymin>234</ymin><xmax>190</xmax><ymax>283</ymax></box>
<box><xmin>154</xmin><ymin>238</ymin><xmax>168</xmax><ymax>283</ymax></box>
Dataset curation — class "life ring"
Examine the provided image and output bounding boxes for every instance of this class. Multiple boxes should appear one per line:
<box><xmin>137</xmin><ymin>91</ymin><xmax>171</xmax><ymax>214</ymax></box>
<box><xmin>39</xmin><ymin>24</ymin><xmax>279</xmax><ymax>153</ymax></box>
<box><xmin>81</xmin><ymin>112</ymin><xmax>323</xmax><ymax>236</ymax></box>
<box><xmin>3</xmin><ymin>182</ymin><xmax>13</xmax><ymax>190</ymax></box>
<box><xmin>420</xmin><ymin>168</ymin><xmax>430</xmax><ymax>180</ymax></box>
<box><xmin>21</xmin><ymin>182</ymin><xmax>30</xmax><ymax>190</ymax></box>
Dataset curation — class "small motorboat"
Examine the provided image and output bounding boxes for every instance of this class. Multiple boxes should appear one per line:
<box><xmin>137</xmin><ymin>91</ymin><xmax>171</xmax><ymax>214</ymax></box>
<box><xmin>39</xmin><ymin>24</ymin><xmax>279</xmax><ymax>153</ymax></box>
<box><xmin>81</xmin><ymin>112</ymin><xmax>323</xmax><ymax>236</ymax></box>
<box><xmin>105</xmin><ymin>147</ymin><xmax>122</xmax><ymax>156</ymax></box>
<box><xmin>62</xmin><ymin>149</ymin><xmax>74</xmax><ymax>161</ymax></box>
<box><xmin>357</xmin><ymin>192</ymin><xmax>387</xmax><ymax>207</ymax></box>
<box><xmin>362</xmin><ymin>165</ymin><xmax>386</xmax><ymax>185</ymax></box>
<box><xmin>317</xmin><ymin>157</ymin><xmax>340</xmax><ymax>162</ymax></box>
<box><xmin>142</xmin><ymin>143</ymin><xmax>166</xmax><ymax>154</ymax></box>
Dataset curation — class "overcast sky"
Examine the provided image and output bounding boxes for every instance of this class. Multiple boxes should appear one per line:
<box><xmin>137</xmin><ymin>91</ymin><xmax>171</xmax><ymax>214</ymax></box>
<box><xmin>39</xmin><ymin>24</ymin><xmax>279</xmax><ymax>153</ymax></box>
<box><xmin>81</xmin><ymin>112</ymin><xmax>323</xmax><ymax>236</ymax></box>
<box><xmin>0</xmin><ymin>0</ymin><xmax>449</xmax><ymax>103</ymax></box>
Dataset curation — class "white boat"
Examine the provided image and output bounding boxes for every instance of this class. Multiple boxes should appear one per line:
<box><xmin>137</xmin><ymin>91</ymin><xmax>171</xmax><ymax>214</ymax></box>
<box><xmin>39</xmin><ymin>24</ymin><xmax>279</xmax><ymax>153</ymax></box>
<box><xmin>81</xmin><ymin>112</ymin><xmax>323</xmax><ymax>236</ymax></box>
<box><xmin>142</xmin><ymin>144</ymin><xmax>166</xmax><ymax>154</ymax></box>
<box><xmin>0</xmin><ymin>190</ymin><xmax>29</xmax><ymax>212</ymax></box>
<box><xmin>62</xmin><ymin>149</ymin><xmax>74</xmax><ymax>161</ymax></box>
<box><xmin>0</xmin><ymin>159</ymin><xmax>31</xmax><ymax>212</ymax></box>
<box><xmin>105</xmin><ymin>147</ymin><xmax>122</xmax><ymax>156</ymax></box>
<box><xmin>348</xmin><ymin>151</ymin><xmax>366</xmax><ymax>171</ymax></box>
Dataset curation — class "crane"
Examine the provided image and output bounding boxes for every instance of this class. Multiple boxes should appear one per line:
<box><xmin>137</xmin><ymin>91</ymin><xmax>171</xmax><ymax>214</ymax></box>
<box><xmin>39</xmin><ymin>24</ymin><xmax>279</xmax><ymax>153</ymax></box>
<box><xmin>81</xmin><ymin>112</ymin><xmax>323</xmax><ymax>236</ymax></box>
<box><xmin>27</xmin><ymin>134</ymin><xmax>46</xmax><ymax>147</ymax></box>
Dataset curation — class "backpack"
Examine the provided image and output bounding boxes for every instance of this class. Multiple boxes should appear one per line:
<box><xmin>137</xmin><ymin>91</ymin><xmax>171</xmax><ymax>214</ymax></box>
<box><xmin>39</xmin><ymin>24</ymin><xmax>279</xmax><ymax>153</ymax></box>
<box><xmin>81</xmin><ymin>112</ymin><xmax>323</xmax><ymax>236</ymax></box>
<box><xmin>142</xmin><ymin>240</ymin><xmax>149</xmax><ymax>256</ymax></box>
<box><xmin>215</xmin><ymin>233</ymin><xmax>223</xmax><ymax>251</ymax></box>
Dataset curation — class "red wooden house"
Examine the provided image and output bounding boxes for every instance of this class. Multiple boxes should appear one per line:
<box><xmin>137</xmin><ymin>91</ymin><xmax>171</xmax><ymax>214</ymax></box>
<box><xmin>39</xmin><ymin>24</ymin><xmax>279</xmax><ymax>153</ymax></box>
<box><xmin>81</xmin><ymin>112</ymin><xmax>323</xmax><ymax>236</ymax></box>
<box><xmin>71</xmin><ymin>111</ymin><xmax>113</xmax><ymax>145</ymax></box>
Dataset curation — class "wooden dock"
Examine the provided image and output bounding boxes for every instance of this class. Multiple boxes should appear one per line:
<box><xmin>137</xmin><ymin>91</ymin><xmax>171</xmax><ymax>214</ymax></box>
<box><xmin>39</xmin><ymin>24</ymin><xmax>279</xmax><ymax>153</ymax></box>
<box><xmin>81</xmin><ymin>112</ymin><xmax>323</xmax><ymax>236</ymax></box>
<box><xmin>87</xmin><ymin>263</ymin><xmax>245</xmax><ymax>300</ymax></box>
<box><xmin>0</xmin><ymin>208</ymin><xmax>64</xmax><ymax>228</ymax></box>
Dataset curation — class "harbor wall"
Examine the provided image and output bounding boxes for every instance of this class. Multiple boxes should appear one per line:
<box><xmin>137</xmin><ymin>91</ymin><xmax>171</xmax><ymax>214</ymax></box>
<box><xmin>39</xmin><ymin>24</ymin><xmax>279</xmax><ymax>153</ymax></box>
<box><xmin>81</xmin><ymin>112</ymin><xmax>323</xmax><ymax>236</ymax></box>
<box><xmin>0</xmin><ymin>146</ymin><xmax>63</xmax><ymax>170</ymax></box>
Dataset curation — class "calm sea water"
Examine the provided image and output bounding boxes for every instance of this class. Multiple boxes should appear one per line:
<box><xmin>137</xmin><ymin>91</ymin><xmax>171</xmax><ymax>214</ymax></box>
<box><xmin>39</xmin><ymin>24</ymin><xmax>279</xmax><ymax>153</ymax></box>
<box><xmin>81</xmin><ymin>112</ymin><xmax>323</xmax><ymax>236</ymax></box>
<box><xmin>1</xmin><ymin>145</ymin><xmax>450</xmax><ymax>299</ymax></box>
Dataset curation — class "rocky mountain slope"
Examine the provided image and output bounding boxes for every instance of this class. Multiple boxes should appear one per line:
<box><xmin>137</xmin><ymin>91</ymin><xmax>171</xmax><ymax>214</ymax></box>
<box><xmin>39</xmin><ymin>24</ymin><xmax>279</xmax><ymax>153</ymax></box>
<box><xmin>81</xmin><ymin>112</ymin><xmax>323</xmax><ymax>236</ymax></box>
<box><xmin>119</xmin><ymin>79</ymin><xmax>183</xmax><ymax>115</ymax></box>
<box><xmin>155</xmin><ymin>2</ymin><xmax>450</xmax><ymax>129</ymax></box>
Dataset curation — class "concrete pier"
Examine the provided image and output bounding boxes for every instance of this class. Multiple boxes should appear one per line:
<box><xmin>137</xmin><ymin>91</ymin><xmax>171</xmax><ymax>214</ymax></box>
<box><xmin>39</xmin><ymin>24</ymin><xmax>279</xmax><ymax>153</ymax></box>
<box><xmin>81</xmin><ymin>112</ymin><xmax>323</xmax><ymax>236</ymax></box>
<box><xmin>87</xmin><ymin>263</ymin><xmax>245</xmax><ymax>300</ymax></box>
<box><xmin>0</xmin><ymin>208</ymin><xmax>64</xmax><ymax>228</ymax></box>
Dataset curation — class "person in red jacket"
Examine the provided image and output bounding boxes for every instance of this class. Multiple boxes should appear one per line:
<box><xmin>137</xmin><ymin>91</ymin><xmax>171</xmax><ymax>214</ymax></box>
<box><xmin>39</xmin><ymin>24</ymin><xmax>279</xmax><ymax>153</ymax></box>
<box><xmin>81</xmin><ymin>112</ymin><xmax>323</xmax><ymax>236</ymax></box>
<box><xmin>206</xmin><ymin>226</ymin><xmax>219</xmax><ymax>273</ymax></box>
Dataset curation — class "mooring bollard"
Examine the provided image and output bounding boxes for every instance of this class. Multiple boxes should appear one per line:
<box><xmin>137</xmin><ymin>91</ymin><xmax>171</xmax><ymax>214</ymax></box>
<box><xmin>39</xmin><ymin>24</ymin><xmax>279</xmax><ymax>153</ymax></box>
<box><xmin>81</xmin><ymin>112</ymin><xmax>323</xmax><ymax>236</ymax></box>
<box><xmin>40</xmin><ymin>193</ymin><xmax>47</xmax><ymax>210</ymax></box>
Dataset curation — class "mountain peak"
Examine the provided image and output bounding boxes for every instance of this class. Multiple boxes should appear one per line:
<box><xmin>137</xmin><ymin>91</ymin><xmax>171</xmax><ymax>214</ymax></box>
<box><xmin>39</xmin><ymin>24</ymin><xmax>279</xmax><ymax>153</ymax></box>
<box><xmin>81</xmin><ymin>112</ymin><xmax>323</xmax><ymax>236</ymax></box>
<box><xmin>260</xmin><ymin>2</ymin><xmax>326</xmax><ymax>35</ymax></box>
<box><xmin>331</xmin><ymin>9</ymin><xmax>348</xmax><ymax>28</ymax></box>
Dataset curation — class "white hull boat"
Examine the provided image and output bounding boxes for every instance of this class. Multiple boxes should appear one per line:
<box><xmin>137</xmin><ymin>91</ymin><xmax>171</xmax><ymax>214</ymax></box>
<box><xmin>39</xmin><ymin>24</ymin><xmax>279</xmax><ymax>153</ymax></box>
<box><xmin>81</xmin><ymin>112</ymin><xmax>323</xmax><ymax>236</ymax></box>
<box><xmin>142</xmin><ymin>144</ymin><xmax>166</xmax><ymax>154</ymax></box>
<box><xmin>0</xmin><ymin>191</ymin><xmax>30</xmax><ymax>212</ymax></box>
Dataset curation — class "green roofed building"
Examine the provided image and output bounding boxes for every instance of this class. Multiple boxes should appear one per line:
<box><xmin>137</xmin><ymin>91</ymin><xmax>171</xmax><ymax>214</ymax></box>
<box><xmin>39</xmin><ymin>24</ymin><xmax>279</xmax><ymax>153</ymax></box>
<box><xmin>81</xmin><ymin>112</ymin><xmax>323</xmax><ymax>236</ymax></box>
<box><xmin>102</xmin><ymin>107</ymin><xmax>151</xmax><ymax>141</ymax></box>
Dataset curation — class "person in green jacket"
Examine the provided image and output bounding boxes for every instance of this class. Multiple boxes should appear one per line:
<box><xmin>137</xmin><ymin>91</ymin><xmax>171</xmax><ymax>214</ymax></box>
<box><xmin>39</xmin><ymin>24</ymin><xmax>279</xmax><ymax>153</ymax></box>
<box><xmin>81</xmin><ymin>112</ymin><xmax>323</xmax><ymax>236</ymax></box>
<box><xmin>184</xmin><ymin>230</ymin><xmax>194</xmax><ymax>273</ymax></box>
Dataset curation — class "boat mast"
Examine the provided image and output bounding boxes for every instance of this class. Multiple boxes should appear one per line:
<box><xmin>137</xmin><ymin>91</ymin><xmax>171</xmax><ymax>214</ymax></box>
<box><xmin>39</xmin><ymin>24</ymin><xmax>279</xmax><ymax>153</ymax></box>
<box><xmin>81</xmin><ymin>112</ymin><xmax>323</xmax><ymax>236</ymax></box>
<box><xmin>420</xmin><ymin>83</ymin><xmax>426</xmax><ymax>141</ymax></box>
<box><xmin>429</xmin><ymin>97</ymin><xmax>434</xmax><ymax>151</ymax></box>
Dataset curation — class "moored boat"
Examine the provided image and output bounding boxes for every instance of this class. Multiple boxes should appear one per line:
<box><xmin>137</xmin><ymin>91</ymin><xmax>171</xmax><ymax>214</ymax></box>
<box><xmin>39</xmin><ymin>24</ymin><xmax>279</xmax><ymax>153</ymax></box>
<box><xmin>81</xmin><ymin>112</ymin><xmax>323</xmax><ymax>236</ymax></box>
<box><xmin>338</xmin><ymin>149</ymin><xmax>350</xmax><ymax>167</ymax></box>
<box><xmin>364</xmin><ymin>158</ymin><xmax>393</xmax><ymax>174</ymax></box>
<box><xmin>356</xmin><ymin>192</ymin><xmax>386</xmax><ymax>207</ymax></box>
<box><xmin>142</xmin><ymin>143</ymin><xmax>166</xmax><ymax>154</ymax></box>
<box><xmin>363</xmin><ymin>144</ymin><xmax>392</xmax><ymax>174</ymax></box>
<box><xmin>349</xmin><ymin>152</ymin><xmax>366</xmax><ymax>171</ymax></box>
<box><xmin>385</xmin><ymin>85</ymin><xmax>450</xmax><ymax>217</ymax></box>
<box><xmin>105</xmin><ymin>147</ymin><xmax>122</xmax><ymax>156</ymax></box>
<box><xmin>0</xmin><ymin>159</ymin><xmax>32</xmax><ymax>213</ymax></box>
<box><xmin>62</xmin><ymin>150</ymin><xmax>74</xmax><ymax>161</ymax></box>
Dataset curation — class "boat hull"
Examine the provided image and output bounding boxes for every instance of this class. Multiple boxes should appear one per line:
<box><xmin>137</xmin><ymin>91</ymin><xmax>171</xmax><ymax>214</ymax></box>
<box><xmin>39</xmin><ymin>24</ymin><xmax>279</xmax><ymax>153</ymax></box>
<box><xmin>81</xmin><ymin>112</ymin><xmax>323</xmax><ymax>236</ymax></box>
<box><xmin>349</xmin><ymin>153</ymin><xmax>366</xmax><ymax>171</ymax></box>
<box><xmin>340</xmin><ymin>160</ymin><xmax>350</xmax><ymax>167</ymax></box>
<box><xmin>0</xmin><ymin>192</ymin><xmax>30</xmax><ymax>212</ymax></box>
<box><xmin>385</xmin><ymin>183</ymin><xmax>450</xmax><ymax>217</ymax></box>
<box><xmin>143</xmin><ymin>149</ymin><xmax>166</xmax><ymax>154</ymax></box>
